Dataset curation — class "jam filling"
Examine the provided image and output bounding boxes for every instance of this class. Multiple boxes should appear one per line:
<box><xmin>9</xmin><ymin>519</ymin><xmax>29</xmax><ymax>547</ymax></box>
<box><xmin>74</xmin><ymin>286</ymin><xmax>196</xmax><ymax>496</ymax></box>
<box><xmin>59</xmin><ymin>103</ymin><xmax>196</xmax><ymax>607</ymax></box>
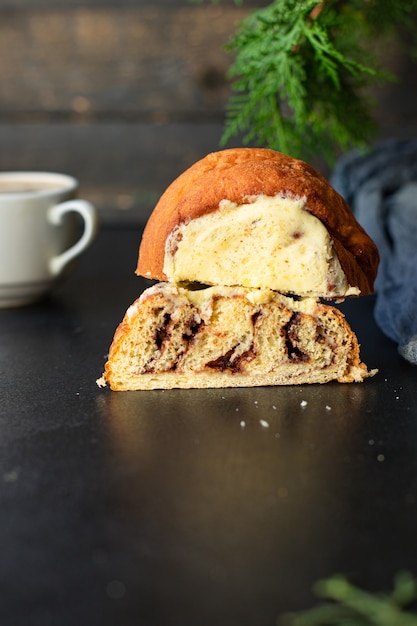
<box><xmin>284</xmin><ymin>312</ymin><xmax>310</xmax><ymax>363</ymax></box>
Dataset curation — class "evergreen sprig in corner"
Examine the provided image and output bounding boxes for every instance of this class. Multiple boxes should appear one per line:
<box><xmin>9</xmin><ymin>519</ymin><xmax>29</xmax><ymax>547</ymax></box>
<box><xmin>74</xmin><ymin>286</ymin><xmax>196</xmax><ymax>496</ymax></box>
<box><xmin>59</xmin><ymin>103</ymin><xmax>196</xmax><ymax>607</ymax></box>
<box><xmin>192</xmin><ymin>0</ymin><xmax>417</xmax><ymax>164</ymax></box>
<box><xmin>280</xmin><ymin>571</ymin><xmax>417</xmax><ymax>625</ymax></box>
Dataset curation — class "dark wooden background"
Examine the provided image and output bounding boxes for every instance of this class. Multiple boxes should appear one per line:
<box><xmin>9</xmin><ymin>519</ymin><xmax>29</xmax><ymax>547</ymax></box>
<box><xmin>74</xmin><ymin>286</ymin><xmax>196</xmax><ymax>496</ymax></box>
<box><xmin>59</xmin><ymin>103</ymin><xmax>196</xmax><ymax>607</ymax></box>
<box><xmin>0</xmin><ymin>0</ymin><xmax>416</xmax><ymax>224</ymax></box>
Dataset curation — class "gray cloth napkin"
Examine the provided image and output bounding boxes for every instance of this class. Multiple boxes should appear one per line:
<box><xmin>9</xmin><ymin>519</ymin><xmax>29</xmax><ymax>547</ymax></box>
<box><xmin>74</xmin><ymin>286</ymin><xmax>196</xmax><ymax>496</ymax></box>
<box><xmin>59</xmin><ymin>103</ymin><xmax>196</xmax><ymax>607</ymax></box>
<box><xmin>331</xmin><ymin>139</ymin><xmax>417</xmax><ymax>364</ymax></box>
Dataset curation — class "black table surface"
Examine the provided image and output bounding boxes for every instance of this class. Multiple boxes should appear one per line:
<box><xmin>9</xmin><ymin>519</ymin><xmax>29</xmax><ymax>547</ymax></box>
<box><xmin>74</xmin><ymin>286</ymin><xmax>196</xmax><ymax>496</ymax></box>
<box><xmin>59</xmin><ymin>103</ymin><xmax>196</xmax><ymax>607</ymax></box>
<box><xmin>1</xmin><ymin>226</ymin><xmax>417</xmax><ymax>626</ymax></box>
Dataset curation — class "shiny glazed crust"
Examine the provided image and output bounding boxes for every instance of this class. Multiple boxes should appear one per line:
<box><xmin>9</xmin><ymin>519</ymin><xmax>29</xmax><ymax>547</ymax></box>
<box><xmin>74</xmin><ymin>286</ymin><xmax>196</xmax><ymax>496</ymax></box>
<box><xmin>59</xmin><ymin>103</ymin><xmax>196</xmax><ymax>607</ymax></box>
<box><xmin>136</xmin><ymin>148</ymin><xmax>379</xmax><ymax>296</ymax></box>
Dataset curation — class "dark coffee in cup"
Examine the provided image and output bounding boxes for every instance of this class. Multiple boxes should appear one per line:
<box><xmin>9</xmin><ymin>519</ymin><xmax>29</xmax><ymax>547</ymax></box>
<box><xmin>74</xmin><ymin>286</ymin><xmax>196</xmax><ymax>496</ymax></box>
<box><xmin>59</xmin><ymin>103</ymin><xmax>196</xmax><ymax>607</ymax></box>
<box><xmin>0</xmin><ymin>180</ymin><xmax>67</xmax><ymax>194</ymax></box>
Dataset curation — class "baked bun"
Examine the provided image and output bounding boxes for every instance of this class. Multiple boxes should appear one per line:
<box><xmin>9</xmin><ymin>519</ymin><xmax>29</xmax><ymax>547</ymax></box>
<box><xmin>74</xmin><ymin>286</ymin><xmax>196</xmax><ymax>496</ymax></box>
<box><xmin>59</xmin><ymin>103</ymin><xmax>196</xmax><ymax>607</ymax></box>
<box><xmin>98</xmin><ymin>148</ymin><xmax>378</xmax><ymax>390</ymax></box>
<box><xmin>97</xmin><ymin>283</ymin><xmax>375</xmax><ymax>391</ymax></box>
<box><xmin>137</xmin><ymin>148</ymin><xmax>379</xmax><ymax>299</ymax></box>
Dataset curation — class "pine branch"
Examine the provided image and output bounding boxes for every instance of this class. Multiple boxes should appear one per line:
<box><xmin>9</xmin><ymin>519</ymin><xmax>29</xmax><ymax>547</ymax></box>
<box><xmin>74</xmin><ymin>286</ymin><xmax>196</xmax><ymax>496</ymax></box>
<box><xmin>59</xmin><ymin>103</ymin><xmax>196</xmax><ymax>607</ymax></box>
<box><xmin>280</xmin><ymin>572</ymin><xmax>417</xmax><ymax>626</ymax></box>
<box><xmin>222</xmin><ymin>0</ymin><xmax>385</xmax><ymax>162</ymax></box>
<box><xmin>191</xmin><ymin>0</ymin><xmax>417</xmax><ymax>163</ymax></box>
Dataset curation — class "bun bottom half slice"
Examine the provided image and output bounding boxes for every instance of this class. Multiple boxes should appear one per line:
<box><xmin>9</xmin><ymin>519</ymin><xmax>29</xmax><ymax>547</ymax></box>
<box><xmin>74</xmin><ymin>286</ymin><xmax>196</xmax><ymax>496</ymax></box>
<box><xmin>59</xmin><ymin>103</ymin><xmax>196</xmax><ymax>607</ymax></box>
<box><xmin>97</xmin><ymin>283</ymin><xmax>376</xmax><ymax>391</ymax></box>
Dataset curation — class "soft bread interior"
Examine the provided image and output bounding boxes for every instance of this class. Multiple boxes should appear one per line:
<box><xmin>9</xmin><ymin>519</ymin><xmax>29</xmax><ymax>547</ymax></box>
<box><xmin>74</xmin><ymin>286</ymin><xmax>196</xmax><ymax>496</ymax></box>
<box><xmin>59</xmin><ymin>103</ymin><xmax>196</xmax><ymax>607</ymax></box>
<box><xmin>136</xmin><ymin>148</ymin><xmax>380</xmax><ymax>297</ymax></box>
<box><xmin>163</xmin><ymin>194</ymin><xmax>360</xmax><ymax>299</ymax></box>
<box><xmin>98</xmin><ymin>283</ymin><xmax>375</xmax><ymax>390</ymax></box>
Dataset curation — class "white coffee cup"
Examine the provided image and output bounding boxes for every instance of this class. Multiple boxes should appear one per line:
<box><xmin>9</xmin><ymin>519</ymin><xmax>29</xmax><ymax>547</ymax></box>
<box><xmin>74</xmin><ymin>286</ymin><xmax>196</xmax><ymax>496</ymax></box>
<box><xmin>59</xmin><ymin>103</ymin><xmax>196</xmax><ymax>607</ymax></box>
<box><xmin>0</xmin><ymin>171</ymin><xmax>99</xmax><ymax>308</ymax></box>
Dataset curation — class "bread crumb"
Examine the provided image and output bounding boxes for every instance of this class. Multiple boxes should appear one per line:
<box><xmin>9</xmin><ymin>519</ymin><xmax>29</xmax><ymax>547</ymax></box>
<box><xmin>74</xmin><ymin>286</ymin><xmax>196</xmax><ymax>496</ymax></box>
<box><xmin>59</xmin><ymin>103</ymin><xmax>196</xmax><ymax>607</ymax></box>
<box><xmin>240</xmin><ymin>420</ymin><xmax>246</xmax><ymax>428</ymax></box>
<box><xmin>300</xmin><ymin>400</ymin><xmax>308</xmax><ymax>408</ymax></box>
<box><xmin>325</xmin><ymin>405</ymin><xmax>331</xmax><ymax>411</ymax></box>
<box><xmin>106</xmin><ymin>580</ymin><xmax>126</xmax><ymax>600</ymax></box>
<box><xmin>260</xmin><ymin>419</ymin><xmax>270</xmax><ymax>428</ymax></box>
<box><xmin>3</xmin><ymin>469</ymin><xmax>19</xmax><ymax>483</ymax></box>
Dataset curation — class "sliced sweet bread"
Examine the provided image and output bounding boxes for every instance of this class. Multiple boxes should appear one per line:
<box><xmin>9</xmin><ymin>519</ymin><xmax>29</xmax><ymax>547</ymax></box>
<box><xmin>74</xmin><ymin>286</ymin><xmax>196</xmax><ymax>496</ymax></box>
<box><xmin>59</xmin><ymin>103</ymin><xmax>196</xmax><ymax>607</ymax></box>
<box><xmin>97</xmin><ymin>283</ymin><xmax>375</xmax><ymax>390</ymax></box>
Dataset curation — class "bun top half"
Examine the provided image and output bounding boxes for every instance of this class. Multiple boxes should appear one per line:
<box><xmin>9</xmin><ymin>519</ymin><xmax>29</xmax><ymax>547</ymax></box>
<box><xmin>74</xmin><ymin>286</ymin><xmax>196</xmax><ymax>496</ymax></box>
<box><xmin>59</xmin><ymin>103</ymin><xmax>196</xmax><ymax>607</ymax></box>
<box><xmin>136</xmin><ymin>148</ymin><xmax>379</xmax><ymax>299</ymax></box>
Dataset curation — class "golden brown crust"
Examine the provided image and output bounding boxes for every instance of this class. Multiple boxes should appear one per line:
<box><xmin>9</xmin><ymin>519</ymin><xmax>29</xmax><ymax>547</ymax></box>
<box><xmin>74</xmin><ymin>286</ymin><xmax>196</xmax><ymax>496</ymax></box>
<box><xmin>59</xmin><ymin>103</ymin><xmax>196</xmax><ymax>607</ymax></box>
<box><xmin>136</xmin><ymin>148</ymin><xmax>379</xmax><ymax>296</ymax></box>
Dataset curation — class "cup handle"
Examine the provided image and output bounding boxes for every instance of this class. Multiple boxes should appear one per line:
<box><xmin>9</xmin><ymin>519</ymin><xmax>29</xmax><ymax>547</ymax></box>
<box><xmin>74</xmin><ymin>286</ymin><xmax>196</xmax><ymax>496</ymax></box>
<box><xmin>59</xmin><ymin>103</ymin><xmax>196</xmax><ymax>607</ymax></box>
<box><xmin>48</xmin><ymin>199</ymin><xmax>99</xmax><ymax>276</ymax></box>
